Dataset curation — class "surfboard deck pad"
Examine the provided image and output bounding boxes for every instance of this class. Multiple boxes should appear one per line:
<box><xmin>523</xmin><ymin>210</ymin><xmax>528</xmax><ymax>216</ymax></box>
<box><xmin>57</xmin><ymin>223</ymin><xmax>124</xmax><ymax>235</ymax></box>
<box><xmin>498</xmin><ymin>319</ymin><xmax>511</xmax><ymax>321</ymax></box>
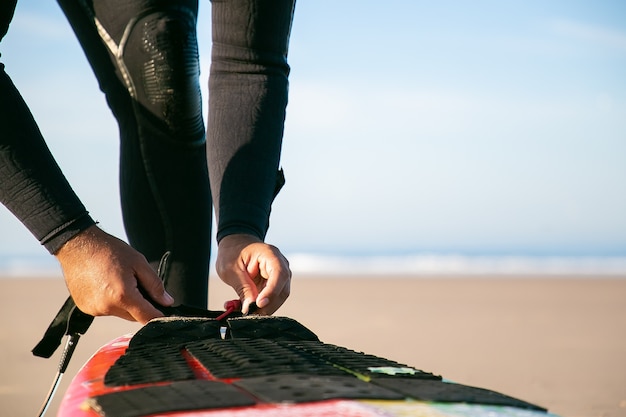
<box><xmin>58</xmin><ymin>316</ymin><xmax>554</xmax><ymax>417</ymax></box>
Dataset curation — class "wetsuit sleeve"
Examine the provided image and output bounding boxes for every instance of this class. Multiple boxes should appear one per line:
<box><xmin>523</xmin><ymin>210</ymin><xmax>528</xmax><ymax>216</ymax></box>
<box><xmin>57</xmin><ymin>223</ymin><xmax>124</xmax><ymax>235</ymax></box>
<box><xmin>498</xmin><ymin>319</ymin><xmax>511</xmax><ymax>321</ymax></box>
<box><xmin>0</xmin><ymin>1</ymin><xmax>16</xmax><ymax>40</ymax></box>
<box><xmin>0</xmin><ymin>68</ymin><xmax>96</xmax><ymax>254</ymax></box>
<box><xmin>207</xmin><ymin>0</ymin><xmax>294</xmax><ymax>243</ymax></box>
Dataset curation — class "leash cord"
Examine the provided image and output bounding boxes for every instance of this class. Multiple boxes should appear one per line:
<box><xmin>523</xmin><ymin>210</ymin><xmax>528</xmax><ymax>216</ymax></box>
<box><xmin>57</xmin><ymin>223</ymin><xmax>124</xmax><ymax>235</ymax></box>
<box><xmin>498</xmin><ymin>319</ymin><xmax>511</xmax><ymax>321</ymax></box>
<box><xmin>36</xmin><ymin>333</ymin><xmax>81</xmax><ymax>417</ymax></box>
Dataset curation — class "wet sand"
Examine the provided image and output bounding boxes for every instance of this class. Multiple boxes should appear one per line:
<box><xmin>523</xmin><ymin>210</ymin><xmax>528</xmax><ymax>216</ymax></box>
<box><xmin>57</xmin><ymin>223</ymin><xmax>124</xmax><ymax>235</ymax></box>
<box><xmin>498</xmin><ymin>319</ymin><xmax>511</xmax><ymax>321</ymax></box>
<box><xmin>1</xmin><ymin>276</ymin><xmax>625</xmax><ymax>417</ymax></box>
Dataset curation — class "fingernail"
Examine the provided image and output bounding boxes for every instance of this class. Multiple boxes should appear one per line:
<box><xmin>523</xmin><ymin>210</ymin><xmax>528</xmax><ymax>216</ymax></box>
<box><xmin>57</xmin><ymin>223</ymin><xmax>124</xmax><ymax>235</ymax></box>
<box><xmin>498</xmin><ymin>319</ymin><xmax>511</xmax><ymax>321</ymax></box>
<box><xmin>257</xmin><ymin>297</ymin><xmax>270</xmax><ymax>308</ymax></box>
<box><xmin>164</xmin><ymin>292</ymin><xmax>175</xmax><ymax>304</ymax></box>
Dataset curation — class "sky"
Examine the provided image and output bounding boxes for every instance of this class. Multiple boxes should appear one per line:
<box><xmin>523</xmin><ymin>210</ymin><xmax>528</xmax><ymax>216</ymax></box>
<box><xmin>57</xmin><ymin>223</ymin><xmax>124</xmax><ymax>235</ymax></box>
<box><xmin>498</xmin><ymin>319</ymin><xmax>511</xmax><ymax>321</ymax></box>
<box><xmin>1</xmin><ymin>0</ymin><xmax>625</xmax><ymax>265</ymax></box>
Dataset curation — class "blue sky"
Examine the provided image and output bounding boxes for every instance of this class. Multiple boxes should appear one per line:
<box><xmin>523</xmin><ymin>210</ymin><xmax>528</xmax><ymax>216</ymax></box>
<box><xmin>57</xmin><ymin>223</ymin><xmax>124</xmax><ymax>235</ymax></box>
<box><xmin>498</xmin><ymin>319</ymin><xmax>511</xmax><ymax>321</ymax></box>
<box><xmin>1</xmin><ymin>0</ymin><xmax>625</xmax><ymax>260</ymax></box>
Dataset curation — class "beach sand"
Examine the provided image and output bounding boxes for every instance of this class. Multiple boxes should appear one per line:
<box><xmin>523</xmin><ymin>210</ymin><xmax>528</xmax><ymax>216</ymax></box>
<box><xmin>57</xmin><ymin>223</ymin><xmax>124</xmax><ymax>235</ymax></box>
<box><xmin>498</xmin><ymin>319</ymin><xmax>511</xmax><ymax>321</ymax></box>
<box><xmin>1</xmin><ymin>275</ymin><xmax>624</xmax><ymax>417</ymax></box>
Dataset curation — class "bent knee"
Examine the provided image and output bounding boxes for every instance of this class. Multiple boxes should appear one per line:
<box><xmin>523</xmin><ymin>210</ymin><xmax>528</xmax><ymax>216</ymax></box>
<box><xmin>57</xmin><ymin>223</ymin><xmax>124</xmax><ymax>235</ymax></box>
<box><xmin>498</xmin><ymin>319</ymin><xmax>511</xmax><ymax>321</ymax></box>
<box><xmin>124</xmin><ymin>7</ymin><xmax>204</xmax><ymax>144</ymax></box>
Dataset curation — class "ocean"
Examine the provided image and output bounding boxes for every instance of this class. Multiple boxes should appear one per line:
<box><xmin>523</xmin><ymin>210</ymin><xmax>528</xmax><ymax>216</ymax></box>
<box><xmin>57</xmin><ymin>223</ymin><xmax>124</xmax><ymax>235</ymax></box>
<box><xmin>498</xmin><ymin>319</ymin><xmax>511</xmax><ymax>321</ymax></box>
<box><xmin>1</xmin><ymin>253</ymin><xmax>625</xmax><ymax>278</ymax></box>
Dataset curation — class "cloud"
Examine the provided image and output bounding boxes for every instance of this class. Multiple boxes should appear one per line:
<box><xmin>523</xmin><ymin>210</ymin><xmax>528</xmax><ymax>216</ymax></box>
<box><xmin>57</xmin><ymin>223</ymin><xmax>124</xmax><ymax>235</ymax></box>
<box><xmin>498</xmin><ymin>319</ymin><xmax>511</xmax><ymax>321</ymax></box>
<box><xmin>273</xmin><ymin>78</ymin><xmax>626</xmax><ymax>253</ymax></box>
<box><xmin>550</xmin><ymin>19</ymin><xmax>626</xmax><ymax>51</ymax></box>
<box><xmin>287</xmin><ymin>81</ymin><xmax>623</xmax><ymax>144</ymax></box>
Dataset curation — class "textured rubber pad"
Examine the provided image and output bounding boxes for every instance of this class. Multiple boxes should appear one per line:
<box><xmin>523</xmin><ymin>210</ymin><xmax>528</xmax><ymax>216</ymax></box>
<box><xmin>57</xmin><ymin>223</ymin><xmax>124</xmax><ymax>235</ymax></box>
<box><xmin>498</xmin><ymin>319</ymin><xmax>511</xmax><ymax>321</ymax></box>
<box><xmin>104</xmin><ymin>319</ymin><xmax>222</xmax><ymax>386</ymax></box>
<box><xmin>104</xmin><ymin>344</ymin><xmax>195</xmax><ymax>386</ymax></box>
<box><xmin>286</xmin><ymin>340</ymin><xmax>441</xmax><ymax>380</ymax></box>
<box><xmin>186</xmin><ymin>338</ymin><xmax>347</xmax><ymax>379</ymax></box>
<box><xmin>105</xmin><ymin>317</ymin><xmax>322</xmax><ymax>386</ymax></box>
<box><xmin>98</xmin><ymin>316</ymin><xmax>546</xmax><ymax>415</ymax></box>
<box><xmin>371</xmin><ymin>379</ymin><xmax>547</xmax><ymax>411</ymax></box>
<box><xmin>226</xmin><ymin>316</ymin><xmax>320</xmax><ymax>341</ymax></box>
<box><xmin>88</xmin><ymin>380</ymin><xmax>256</xmax><ymax>417</ymax></box>
<box><xmin>233</xmin><ymin>374</ymin><xmax>405</xmax><ymax>403</ymax></box>
<box><xmin>128</xmin><ymin>318</ymin><xmax>222</xmax><ymax>348</ymax></box>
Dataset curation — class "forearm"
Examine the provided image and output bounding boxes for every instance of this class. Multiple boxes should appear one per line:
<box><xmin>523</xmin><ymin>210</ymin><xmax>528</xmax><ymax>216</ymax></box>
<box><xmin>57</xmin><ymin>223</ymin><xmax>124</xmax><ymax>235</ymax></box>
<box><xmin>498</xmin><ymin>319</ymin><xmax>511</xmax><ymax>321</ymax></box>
<box><xmin>207</xmin><ymin>0</ymin><xmax>295</xmax><ymax>243</ymax></box>
<box><xmin>0</xmin><ymin>69</ymin><xmax>95</xmax><ymax>254</ymax></box>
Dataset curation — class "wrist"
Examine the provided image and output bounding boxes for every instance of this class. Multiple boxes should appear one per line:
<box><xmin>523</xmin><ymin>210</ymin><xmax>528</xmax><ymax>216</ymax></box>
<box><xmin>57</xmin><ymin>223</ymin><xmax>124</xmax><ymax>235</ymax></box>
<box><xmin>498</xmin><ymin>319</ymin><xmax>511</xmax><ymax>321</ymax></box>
<box><xmin>218</xmin><ymin>233</ymin><xmax>262</xmax><ymax>248</ymax></box>
<box><xmin>55</xmin><ymin>225</ymin><xmax>103</xmax><ymax>259</ymax></box>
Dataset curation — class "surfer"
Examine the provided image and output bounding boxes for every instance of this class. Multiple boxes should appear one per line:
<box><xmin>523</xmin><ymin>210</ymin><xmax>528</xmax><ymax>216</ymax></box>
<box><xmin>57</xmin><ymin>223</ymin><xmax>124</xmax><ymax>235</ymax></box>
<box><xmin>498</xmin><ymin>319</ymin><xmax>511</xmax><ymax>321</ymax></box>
<box><xmin>0</xmin><ymin>0</ymin><xmax>295</xmax><ymax>323</ymax></box>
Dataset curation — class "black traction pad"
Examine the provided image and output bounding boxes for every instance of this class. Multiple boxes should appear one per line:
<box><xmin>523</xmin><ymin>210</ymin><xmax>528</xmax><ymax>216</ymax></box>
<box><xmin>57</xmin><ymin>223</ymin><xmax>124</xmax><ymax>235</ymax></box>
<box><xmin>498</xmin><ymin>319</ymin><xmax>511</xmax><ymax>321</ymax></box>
<box><xmin>371</xmin><ymin>379</ymin><xmax>547</xmax><ymax>412</ymax></box>
<box><xmin>93</xmin><ymin>316</ymin><xmax>547</xmax><ymax>416</ymax></box>
<box><xmin>233</xmin><ymin>374</ymin><xmax>405</xmax><ymax>403</ymax></box>
<box><xmin>103</xmin><ymin>344</ymin><xmax>195</xmax><ymax>386</ymax></box>
<box><xmin>127</xmin><ymin>317</ymin><xmax>222</xmax><ymax>348</ymax></box>
<box><xmin>185</xmin><ymin>338</ymin><xmax>349</xmax><ymax>379</ymax></box>
<box><xmin>285</xmin><ymin>340</ymin><xmax>441</xmax><ymax>381</ymax></box>
<box><xmin>226</xmin><ymin>316</ymin><xmax>320</xmax><ymax>341</ymax></box>
<box><xmin>104</xmin><ymin>317</ymin><xmax>223</xmax><ymax>386</ymax></box>
<box><xmin>104</xmin><ymin>317</ymin><xmax>322</xmax><ymax>386</ymax></box>
<box><xmin>88</xmin><ymin>380</ymin><xmax>256</xmax><ymax>417</ymax></box>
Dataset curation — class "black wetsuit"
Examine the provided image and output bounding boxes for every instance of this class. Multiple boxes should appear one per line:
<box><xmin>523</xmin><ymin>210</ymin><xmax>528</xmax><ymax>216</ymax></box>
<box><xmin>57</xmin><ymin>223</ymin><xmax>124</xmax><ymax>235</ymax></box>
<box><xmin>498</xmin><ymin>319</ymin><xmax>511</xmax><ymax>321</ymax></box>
<box><xmin>0</xmin><ymin>0</ymin><xmax>295</xmax><ymax>308</ymax></box>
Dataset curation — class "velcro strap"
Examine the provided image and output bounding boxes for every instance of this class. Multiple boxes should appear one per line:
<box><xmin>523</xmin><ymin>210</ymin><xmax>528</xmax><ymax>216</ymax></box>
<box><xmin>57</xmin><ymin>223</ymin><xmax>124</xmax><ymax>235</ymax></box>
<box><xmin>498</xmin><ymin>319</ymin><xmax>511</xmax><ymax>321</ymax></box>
<box><xmin>32</xmin><ymin>296</ymin><xmax>94</xmax><ymax>358</ymax></box>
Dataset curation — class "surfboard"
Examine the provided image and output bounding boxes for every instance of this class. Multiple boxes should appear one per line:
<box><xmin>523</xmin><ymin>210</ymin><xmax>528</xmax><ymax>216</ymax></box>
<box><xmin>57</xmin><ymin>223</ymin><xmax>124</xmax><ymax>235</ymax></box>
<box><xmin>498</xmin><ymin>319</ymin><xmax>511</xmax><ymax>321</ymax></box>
<box><xmin>56</xmin><ymin>315</ymin><xmax>557</xmax><ymax>417</ymax></box>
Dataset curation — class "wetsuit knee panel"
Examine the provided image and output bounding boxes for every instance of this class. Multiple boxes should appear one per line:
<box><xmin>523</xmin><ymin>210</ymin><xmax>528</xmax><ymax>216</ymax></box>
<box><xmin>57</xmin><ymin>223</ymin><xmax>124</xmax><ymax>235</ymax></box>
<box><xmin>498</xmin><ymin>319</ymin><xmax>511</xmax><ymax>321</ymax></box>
<box><xmin>122</xmin><ymin>7</ymin><xmax>204</xmax><ymax>144</ymax></box>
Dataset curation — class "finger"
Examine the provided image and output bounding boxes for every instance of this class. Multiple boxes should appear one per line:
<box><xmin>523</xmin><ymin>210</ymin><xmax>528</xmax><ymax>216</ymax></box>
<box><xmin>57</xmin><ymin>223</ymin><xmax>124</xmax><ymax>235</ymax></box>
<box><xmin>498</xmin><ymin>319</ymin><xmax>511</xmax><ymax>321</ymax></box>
<box><xmin>107</xmin><ymin>308</ymin><xmax>136</xmax><ymax>322</ymax></box>
<box><xmin>124</xmin><ymin>288</ymin><xmax>166</xmax><ymax>324</ymax></box>
<box><xmin>222</xmin><ymin>269</ymin><xmax>258</xmax><ymax>315</ymax></box>
<box><xmin>256</xmin><ymin>256</ymin><xmax>291</xmax><ymax>310</ymax></box>
<box><xmin>88</xmin><ymin>285</ymin><xmax>163</xmax><ymax>323</ymax></box>
<box><xmin>134</xmin><ymin>262</ymin><xmax>175</xmax><ymax>307</ymax></box>
<box><xmin>239</xmin><ymin>280</ymin><xmax>259</xmax><ymax>315</ymax></box>
<box><xmin>257</xmin><ymin>280</ymin><xmax>291</xmax><ymax>315</ymax></box>
<box><xmin>241</xmin><ymin>297</ymin><xmax>257</xmax><ymax>315</ymax></box>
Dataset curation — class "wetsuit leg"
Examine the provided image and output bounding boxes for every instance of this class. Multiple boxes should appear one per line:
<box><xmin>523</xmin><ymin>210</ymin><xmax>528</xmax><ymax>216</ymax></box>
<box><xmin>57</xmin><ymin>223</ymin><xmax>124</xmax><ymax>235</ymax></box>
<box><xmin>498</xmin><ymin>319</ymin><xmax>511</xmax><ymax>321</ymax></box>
<box><xmin>57</xmin><ymin>0</ymin><xmax>211</xmax><ymax>308</ymax></box>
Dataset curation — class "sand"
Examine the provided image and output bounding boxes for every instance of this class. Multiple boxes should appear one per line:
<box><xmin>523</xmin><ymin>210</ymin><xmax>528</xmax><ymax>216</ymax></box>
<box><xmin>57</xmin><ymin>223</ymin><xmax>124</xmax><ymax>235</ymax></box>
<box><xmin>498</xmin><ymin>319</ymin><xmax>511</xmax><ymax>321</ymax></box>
<box><xmin>0</xmin><ymin>275</ymin><xmax>625</xmax><ymax>417</ymax></box>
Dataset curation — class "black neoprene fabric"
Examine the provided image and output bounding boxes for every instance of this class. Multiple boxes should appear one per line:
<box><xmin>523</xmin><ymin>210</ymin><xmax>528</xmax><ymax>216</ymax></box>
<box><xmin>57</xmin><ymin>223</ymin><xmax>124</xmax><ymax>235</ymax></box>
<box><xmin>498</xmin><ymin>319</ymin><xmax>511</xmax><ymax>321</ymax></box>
<box><xmin>0</xmin><ymin>0</ymin><xmax>295</xmax><ymax>307</ymax></box>
<box><xmin>0</xmin><ymin>65</ymin><xmax>97</xmax><ymax>254</ymax></box>
<box><xmin>57</xmin><ymin>0</ymin><xmax>212</xmax><ymax>307</ymax></box>
<box><xmin>208</xmin><ymin>0</ymin><xmax>293</xmax><ymax>242</ymax></box>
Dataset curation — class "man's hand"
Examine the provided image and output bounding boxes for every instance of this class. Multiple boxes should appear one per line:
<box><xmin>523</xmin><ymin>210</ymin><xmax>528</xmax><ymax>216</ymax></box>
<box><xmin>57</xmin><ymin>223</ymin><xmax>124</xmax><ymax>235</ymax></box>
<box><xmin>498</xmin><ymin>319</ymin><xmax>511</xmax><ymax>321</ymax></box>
<box><xmin>216</xmin><ymin>234</ymin><xmax>291</xmax><ymax>315</ymax></box>
<box><xmin>55</xmin><ymin>225</ymin><xmax>174</xmax><ymax>324</ymax></box>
